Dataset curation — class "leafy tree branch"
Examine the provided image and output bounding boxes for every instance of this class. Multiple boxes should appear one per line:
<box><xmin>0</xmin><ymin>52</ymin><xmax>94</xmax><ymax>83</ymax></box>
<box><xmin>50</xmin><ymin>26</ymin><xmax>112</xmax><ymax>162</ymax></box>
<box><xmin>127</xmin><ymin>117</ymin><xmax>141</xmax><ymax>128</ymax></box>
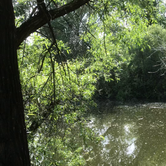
<box><xmin>16</xmin><ymin>0</ymin><xmax>91</xmax><ymax>48</ymax></box>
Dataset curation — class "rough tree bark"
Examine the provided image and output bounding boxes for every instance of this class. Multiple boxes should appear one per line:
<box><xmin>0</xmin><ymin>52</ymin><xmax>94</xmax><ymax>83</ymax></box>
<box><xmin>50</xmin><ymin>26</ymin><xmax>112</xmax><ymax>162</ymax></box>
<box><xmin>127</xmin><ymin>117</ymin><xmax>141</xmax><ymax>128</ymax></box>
<box><xmin>0</xmin><ymin>0</ymin><xmax>90</xmax><ymax>165</ymax></box>
<box><xmin>0</xmin><ymin>1</ymin><xmax>30</xmax><ymax>165</ymax></box>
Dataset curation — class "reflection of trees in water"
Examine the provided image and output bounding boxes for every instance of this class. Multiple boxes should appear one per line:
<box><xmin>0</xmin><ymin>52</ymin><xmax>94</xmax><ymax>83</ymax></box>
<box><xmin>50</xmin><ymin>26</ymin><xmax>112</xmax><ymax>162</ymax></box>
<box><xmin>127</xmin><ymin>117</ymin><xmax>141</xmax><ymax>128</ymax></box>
<box><xmin>132</xmin><ymin>107</ymin><xmax>166</xmax><ymax>166</ymax></box>
<box><xmin>86</xmin><ymin>103</ymin><xmax>166</xmax><ymax>166</ymax></box>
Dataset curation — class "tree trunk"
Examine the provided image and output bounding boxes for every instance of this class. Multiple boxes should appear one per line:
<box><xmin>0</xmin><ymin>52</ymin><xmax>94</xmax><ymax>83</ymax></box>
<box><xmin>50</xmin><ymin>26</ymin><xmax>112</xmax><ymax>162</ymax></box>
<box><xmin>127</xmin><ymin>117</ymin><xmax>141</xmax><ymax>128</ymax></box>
<box><xmin>0</xmin><ymin>1</ymin><xmax>30</xmax><ymax>165</ymax></box>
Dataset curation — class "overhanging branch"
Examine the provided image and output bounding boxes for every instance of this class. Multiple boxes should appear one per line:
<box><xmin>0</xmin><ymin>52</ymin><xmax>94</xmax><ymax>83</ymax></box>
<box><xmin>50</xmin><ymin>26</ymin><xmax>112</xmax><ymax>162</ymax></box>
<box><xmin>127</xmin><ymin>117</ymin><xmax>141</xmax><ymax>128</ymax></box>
<box><xmin>16</xmin><ymin>0</ymin><xmax>91</xmax><ymax>48</ymax></box>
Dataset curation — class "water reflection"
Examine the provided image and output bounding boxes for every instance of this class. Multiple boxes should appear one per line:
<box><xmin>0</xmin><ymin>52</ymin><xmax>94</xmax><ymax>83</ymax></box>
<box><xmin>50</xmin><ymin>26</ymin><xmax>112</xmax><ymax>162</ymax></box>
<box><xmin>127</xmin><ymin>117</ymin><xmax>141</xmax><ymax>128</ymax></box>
<box><xmin>86</xmin><ymin>102</ymin><xmax>166</xmax><ymax>166</ymax></box>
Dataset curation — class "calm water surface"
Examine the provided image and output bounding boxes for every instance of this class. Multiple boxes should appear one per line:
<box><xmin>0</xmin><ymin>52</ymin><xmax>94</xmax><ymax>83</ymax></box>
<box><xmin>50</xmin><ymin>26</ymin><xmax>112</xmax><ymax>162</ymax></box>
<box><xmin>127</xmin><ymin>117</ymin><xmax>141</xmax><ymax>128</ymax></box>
<box><xmin>85</xmin><ymin>102</ymin><xmax>166</xmax><ymax>166</ymax></box>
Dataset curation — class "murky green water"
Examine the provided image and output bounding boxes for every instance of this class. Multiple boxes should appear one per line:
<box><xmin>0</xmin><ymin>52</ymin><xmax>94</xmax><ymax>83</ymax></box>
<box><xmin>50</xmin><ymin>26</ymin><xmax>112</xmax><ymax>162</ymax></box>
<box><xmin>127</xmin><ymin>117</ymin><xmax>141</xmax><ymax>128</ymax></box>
<box><xmin>86</xmin><ymin>102</ymin><xmax>166</xmax><ymax>166</ymax></box>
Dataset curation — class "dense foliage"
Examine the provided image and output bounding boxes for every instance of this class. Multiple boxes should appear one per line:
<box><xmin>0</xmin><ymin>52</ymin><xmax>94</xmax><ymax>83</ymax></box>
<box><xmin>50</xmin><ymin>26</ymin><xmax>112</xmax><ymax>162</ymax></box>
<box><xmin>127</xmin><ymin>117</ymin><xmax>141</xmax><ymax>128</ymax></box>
<box><xmin>13</xmin><ymin>0</ymin><xmax>166</xmax><ymax>165</ymax></box>
<box><xmin>95</xmin><ymin>24</ymin><xmax>166</xmax><ymax>101</ymax></box>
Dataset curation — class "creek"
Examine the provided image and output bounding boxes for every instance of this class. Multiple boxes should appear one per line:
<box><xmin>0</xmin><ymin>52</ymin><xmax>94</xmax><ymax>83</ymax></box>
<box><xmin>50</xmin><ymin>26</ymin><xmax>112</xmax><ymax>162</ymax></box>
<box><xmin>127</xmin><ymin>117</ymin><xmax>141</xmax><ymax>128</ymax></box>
<box><xmin>85</xmin><ymin>101</ymin><xmax>166</xmax><ymax>166</ymax></box>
